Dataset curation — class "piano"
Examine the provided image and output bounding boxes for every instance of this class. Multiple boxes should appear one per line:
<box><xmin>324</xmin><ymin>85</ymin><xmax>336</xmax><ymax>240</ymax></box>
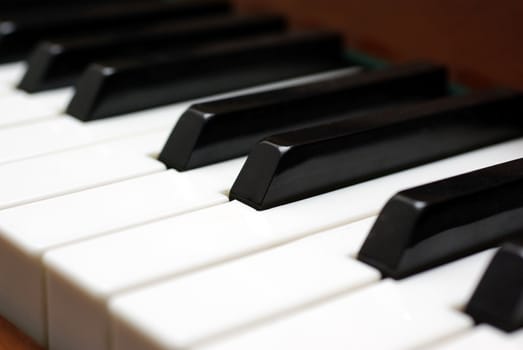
<box><xmin>0</xmin><ymin>1</ymin><xmax>522</xmax><ymax>349</ymax></box>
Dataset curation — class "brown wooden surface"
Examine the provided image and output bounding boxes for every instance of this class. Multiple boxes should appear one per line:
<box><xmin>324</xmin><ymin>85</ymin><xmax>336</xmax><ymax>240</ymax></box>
<box><xmin>0</xmin><ymin>316</ymin><xmax>40</xmax><ymax>350</ymax></box>
<box><xmin>2</xmin><ymin>1</ymin><xmax>522</xmax><ymax>349</ymax></box>
<box><xmin>234</xmin><ymin>0</ymin><xmax>523</xmax><ymax>89</ymax></box>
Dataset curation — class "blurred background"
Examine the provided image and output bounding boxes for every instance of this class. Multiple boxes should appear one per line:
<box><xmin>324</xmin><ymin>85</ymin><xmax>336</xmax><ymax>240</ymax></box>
<box><xmin>234</xmin><ymin>0</ymin><xmax>523</xmax><ymax>89</ymax></box>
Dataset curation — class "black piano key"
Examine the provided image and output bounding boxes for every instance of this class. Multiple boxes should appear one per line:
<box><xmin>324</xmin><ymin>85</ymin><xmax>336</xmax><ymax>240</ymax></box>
<box><xmin>466</xmin><ymin>240</ymin><xmax>523</xmax><ymax>332</ymax></box>
<box><xmin>19</xmin><ymin>14</ymin><xmax>286</xmax><ymax>92</ymax></box>
<box><xmin>358</xmin><ymin>159</ymin><xmax>523</xmax><ymax>279</ymax></box>
<box><xmin>0</xmin><ymin>0</ymin><xmax>153</xmax><ymax>12</ymax></box>
<box><xmin>0</xmin><ymin>0</ymin><xmax>231</xmax><ymax>63</ymax></box>
<box><xmin>66</xmin><ymin>32</ymin><xmax>350</xmax><ymax>121</ymax></box>
<box><xmin>159</xmin><ymin>62</ymin><xmax>448</xmax><ymax>171</ymax></box>
<box><xmin>229</xmin><ymin>90</ymin><xmax>523</xmax><ymax>210</ymax></box>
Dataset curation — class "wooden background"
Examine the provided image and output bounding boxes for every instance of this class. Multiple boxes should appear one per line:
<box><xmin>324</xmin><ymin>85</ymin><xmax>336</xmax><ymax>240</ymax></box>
<box><xmin>235</xmin><ymin>0</ymin><xmax>523</xmax><ymax>89</ymax></box>
<box><xmin>1</xmin><ymin>1</ymin><xmax>522</xmax><ymax>349</ymax></box>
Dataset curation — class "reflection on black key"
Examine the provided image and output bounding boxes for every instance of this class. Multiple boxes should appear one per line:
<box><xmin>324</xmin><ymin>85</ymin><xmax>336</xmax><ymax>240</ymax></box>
<box><xmin>466</xmin><ymin>240</ymin><xmax>523</xmax><ymax>332</ymax></box>
<box><xmin>67</xmin><ymin>32</ymin><xmax>349</xmax><ymax>121</ymax></box>
<box><xmin>0</xmin><ymin>0</ymin><xmax>231</xmax><ymax>63</ymax></box>
<box><xmin>229</xmin><ymin>90</ymin><xmax>523</xmax><ymax>210</ymax></box>
<box><xmin>19</xmin><ymin>14</ymin><xmax>286</xmax><ymax>92</ymax></box>
<box><xmin>358</xmin><ymin>159</ymin><xmax>523</xmax><ymax>279</ymax></box>
<box><xmin>160</xmin><ymin>62</ymin><xmax>448</xmax><ymax>171</ymax></box>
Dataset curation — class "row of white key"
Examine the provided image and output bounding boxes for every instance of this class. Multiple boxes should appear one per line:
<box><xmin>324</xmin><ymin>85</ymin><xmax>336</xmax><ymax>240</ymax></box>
<box><xmin>108</xmin><ymin>245</ymin><xmax>496</xmax><ymax>350</ymax></box>
<box><xmin>33</xmin><ymin>137</ymin><xmax>523</xmax><ymax>349</ymax></box>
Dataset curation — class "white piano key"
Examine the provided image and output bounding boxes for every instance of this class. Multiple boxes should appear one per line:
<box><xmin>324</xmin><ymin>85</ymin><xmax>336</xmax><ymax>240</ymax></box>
<box><xmin>196</xmin><ymin>281</ymin><xmax>472</xmax><ymax>350</ymax></box>
<box><xmin>0</xmin><ymin>89</ymin><xmax>73</xmax><ymax>128</ymax></box>
<box><xmin>325</xmin><ymin>217</ymin><xmax>376</xmax><ymax>257</ymax></box>
<box><xmin>0</xmin><ymin>88</ymin><xmax>73</xmax><ymax>127</ymax></box>
<box><xmin>424</xmin><ymin>325</ymin><xmax>520</xmax><ymax>350</ymax></box>
<box><xmin>101</xmin><ymin>129</ymin><xmax>172</xmax><ymax>158</ymax></box>
<box><xmin>0</xmin><ymin>84</ymin><xmax>11</xmax><ymax>95</ymax></box>
<box><xmin>0</xmin><ymin>118</ymin><xmax>94</xmax><ymax>164</ymax></box>
<box><xmin>0</xmin><ymin>148</ymin><xmax>163</xmax><ymax>344</ymax></box>
<box><xmin>0</xmin><ymin>145</ymin><xmax>165</xmax><ymax>211</ymax></box>
<box><xmin>0</xmin><ymin>169</ymin><xmax>229</xmax><ymax>345</ymax></box>
<box><xmin>109</xmin><ymin>228</ymin><xmax>379</xmax><ymax>350</ymax></box>
<box><xmin>0</xmin><ymin>62</ymin><xmax>25</xmax><ymax>86</ymax></box>
<box><xmin>42</xmin><ymin>138</ymin><xmax>523</xmax><ymax>350</ymax></box>
<box><xmin>397</xmin><ymin>249</ymin><xmax>496</xmax><ymax>309</ymax></box>
<box><xmin>185</xmin><ymin>157</ymin><xmax>247</xmax><ymax>194</ymax></box>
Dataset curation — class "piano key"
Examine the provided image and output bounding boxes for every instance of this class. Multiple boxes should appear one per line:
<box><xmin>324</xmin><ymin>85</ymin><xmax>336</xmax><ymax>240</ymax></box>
<box><xmin>0</xmin><ymin>169</ymin><xmax>229</xmax><ymax>344</ymax></box>
<box><xmin>160</xmin><ymin>62</ymin><xmax>448</xmax><ymax>171</ymax></box>
<box><xmin>66</xmin><ymin>32</ymin><xmax>349</xmax><ymax>120</ymax></box>
<box><xmin>424</xmin><ymin>325</ymin><xmax>521</xmax><ymax>350</ymax></box>
<box><xmin>193</xmin><ymin>281</ymin><xmax>471</xmax><ymax>350</ymax></box>
<box><xmin>0</xmin><ymin>62</ymin><xmax>25</xmax><ymax>87</ymax></box>
<box><xmin>102</xmin><ymin>129</ymin><xmax>173</xmax><ymax>158</ymax></box>
<box><xmin>19</xmin><ymin>14</ymin><xmax>287</xmax><ymax>92</ymax></box>
<box><xmin>0</xmin><ymin>144</ymin><xmax>165</xmax><ymax>210</ymax></box>
<box><xmin>0</xmin><ymin>0</ymin><xmax>232</xmax><ymax>63</ymax></box>
<box><xmin>396</xmin><ymin>249</ymin><xmax>495</xmax><ymax>309</ymax></box>
<box><xmin>358</xmin><ymin>158</ymin><xmax>523</xmax><ymax>279</ymax></box>
<box><xmin>41</xmin><ymin>136</ymin><xmax>523</xmax><ymax>350</ymax></box>
<box><xmin>465</xmin><ymin>241</ymin><xmax>523</xmax><ymax>332</ymax></box>
<box><xmin>0</xmin><ymin>118</ymin><xmax>94</xmax><ymax>164</ymax></box>
<box><xmin>0</xmin><ymin>88</ymin><xmax>73</xmax><ymax>128</ymax></box>
<box><xmin>109</xmin><ymin>229</ymin><xmax>379</xmax><ymax>350</ymax></box>
<box><xmin>0</xmin><ymin>69</ymin><xmax>354</xmax><ymax>163</ymax></box>
<box><xmin>230</xmin><ymin>90</ymin><xmax>523</xmax><ymax>210</ymax></box>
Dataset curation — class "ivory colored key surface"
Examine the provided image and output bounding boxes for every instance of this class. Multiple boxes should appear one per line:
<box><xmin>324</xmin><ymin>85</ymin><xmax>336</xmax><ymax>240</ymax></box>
<box><xmin>109</xmin><ymin>227</ymin><xmax>379</xmax><ymax>350</ymax></box>
<box><xmin>43</xmin><ymin>137</ymin><xmax>523</xmax><ymax>350</ymax></box>
<box><xmin>0</xmin><ymin>144</ymin><xmax>165</xmax><ymax>210</ymax></box>
<box><xmin>196</xmin><ymin>251</ymin><xmax>496</xmax><ymax>350</ymax></box>
<box><xmin>0</xmin><ymin>88</ymin><xmax>73</xmax><ymax>128</ymax></box>
<box><xmin>0</xmin><ymin>169</ymin><xmax>228</xmax><ymax>345</ymax></box>
<box><xmin>396</xmin><ymin>250</ymin><xmax>496</xmax><ymax>309</ymax></box>
<box><xmin>0</xmin><ymin>62</ymin><xmax>25</xmax><ymax>87</ymax></box>
<box><xmin>0</xmin><ymin>134</ymin><xmax>243</xmax><ymax>346</ymax></box>
<box><xmin>197</xmin><ymin>281</ymin><xmax>471</xmax><ymax>350</ymax></box>
<box><xmin>0</xmin><ymin>148</ymin><xmax>165</xmax><ymax>344</ymax></box>
<box><xmin>424</xmin><ymin>325</ymin><xmax>521</xmax><ymax>350</ymax></box>
<box><xmin>106</xmin><ymin>219</ymin><xmax>502</xmax><ymax>349</ymax></box>
<box><xmin>0</xmin><ymin>68</ymin><xmax>359</xmax><ymax>165</ymax></box>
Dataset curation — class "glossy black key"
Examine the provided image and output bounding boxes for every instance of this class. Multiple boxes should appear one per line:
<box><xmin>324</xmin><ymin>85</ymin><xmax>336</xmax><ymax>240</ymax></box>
<box><xmin>466</xmin><ymin>240</ymin><xmax>523</xmax><ymax>332</ymax></box>
<box><xmin>358</xmin><ymin>158</ymin><xmax>523</xmax><ymax>279</ymax></box>
<box><xmin>0</xmin><ymin>0</ymin><xmax>151</xmax><ymax>12</ymax></box>
<box><xmin>19</xmin><ymin>14</ymin><xmax>286</xmax><ymax>92</ymax></box>
<box><xmin>229</xmin><ymin>90</ymin><xmax>523</xmax><ymax>210</ymax></box>
<box><xmin>0</xmin><ymin>0</ymin><xmax>231</xmax><ymax>63</ymax></box>
<box><xmin>67</xmin><ymin>32</ymin><xmax>349</xmax><ymax>121</ymax></box>
<box><xmin>160</xmin><ymin>62</ymin><xmax>448</xmax><ymax>171</ymax></box>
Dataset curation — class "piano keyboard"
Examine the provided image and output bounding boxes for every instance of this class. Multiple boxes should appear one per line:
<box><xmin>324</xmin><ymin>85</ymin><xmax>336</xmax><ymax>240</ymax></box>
<box><xmin>0</xmin><ymin>1</ymin><xmax>522</xmax><ymax>349</ymax></box>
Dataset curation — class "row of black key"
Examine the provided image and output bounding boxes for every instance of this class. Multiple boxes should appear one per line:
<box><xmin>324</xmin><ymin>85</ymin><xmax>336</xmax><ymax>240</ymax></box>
<box><xmin>0</xmin><ymin>0</ymin><xmax>232</xmax><ymax>62</ymax></box>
